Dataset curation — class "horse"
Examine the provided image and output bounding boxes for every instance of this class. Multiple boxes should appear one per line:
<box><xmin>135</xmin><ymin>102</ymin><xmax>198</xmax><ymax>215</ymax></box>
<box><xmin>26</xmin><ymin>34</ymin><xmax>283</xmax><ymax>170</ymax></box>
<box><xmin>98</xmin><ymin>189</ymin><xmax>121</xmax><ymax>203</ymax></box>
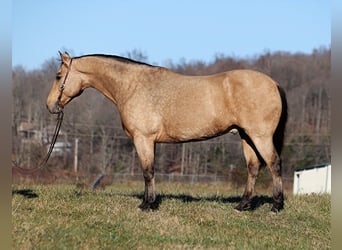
<box><xmin>47</xmin><ymin>52</ymin><xmax>287</xmax><ymax>212</ymax></box>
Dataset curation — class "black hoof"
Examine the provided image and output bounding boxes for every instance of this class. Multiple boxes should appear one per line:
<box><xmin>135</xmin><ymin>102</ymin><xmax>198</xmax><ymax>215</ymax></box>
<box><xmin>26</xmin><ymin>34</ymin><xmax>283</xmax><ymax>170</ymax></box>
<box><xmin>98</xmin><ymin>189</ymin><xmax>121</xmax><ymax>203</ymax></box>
<box><xmin>271</xmin><ymin>202</ymin><xmax>284</xmax><ymax>213</ymax></box>
<box><xmin>138</xmin><ymin>200</ymin><xmax>159</xmax><ymax>211</ymax></box>
<box><xmin>271</xmin><ymin>193</ymin><xmax>284</xmax><ymax>213</ymax></box>
<box><xmin>234</xmin><ymin>199</ymin><xmax>251</xmax><ymax>211</ymax></box>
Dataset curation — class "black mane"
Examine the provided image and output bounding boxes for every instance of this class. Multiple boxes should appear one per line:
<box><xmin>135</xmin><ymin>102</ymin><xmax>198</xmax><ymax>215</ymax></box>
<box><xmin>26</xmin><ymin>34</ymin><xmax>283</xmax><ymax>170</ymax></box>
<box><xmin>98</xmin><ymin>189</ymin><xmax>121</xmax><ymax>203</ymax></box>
<box><xmin>74</xmin><ymin>54</ymin><xmax>155</xmax><ymax>67</ymax></box>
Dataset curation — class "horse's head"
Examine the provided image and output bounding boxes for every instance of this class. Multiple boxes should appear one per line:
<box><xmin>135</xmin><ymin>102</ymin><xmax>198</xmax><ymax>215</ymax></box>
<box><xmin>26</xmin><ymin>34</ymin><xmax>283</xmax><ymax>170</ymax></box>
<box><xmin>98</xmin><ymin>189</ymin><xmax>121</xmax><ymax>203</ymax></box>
<box><xmin>46</xmin><ymin>52</ymin><xmax>85</xmax><ymax>114</ymax></box>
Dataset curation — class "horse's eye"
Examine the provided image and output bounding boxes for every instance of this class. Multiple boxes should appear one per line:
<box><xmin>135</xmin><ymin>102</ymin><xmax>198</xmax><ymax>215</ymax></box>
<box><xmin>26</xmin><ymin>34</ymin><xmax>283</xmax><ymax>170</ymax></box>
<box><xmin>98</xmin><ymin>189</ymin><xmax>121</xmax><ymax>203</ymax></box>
<box><xmin>56</xmin><ymin>75</ymin><xmax>62</xmax><ymax>80</ymax></box>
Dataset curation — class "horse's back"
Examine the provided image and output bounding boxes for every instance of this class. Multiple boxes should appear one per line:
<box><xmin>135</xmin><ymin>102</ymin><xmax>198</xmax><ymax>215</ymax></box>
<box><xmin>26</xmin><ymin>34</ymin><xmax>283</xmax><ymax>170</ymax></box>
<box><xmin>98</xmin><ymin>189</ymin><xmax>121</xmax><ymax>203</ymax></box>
<box><xmin>223</xmin><ymin>69</ymin><xmax>279</xmax><ymax>91</ymax></box>
<box><xmin>153</xmin><ymin>69</ymin><xmax>283</xmax><ymax>142</ymax></box>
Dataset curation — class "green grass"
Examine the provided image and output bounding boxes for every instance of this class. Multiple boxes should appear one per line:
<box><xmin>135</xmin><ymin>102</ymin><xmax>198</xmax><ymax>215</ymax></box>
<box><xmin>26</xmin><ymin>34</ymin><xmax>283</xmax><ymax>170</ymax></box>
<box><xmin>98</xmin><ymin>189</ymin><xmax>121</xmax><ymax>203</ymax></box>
<box><xmin>12</xmin><ymin>182</ymin><xmax>331</xmax><ymax>249</ymax></box>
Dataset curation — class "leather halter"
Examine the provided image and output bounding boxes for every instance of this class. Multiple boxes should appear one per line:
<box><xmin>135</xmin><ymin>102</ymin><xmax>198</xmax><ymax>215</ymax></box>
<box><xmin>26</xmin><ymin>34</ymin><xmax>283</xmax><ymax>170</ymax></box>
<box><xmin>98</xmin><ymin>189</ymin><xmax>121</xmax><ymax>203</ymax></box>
<box><xmin>57</xmin><ymin>58</ymin><xmax>73</xmax><ymax>112</ymax></box>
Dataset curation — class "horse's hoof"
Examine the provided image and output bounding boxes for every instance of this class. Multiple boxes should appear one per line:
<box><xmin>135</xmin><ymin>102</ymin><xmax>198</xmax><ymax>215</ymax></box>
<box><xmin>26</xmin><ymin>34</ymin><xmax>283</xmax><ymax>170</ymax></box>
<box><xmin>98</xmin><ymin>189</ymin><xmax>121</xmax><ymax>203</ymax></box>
<box><xmin>139</xmin><ymin>201</ymin><xmax>159</xmax><ymax>211</ymax></box>
<box><xmin>139</xmin><ymin>201</ymin><xmax>151</xmax><ymax>211</ymax></box>
<box><xmin>270</xmin><ymin>203</ymin><xmax>284</xmax><ymax>213</ymax></box>
<box><xmin>234</xmin><ymin>201</ymin><xmax>251</xmax><ymax>211</ymax></box>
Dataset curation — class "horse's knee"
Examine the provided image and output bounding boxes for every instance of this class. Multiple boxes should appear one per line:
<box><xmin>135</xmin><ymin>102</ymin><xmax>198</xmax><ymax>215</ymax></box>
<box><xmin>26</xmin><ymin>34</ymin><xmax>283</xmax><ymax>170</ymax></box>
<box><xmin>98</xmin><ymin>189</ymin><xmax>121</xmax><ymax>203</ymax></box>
<box><xmin>248</xmin><ymin>164</ymin><xmax>259</xmax><ymax>177</ymax></box>
<box><xmin>142</xmin><ymin>168</ymin><xmax>154</xmax><ymax>181</ymax></box>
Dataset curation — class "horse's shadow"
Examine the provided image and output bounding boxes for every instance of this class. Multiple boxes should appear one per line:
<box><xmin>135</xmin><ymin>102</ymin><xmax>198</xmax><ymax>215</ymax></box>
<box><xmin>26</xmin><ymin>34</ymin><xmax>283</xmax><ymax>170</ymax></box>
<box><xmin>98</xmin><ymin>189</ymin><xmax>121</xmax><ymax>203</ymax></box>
<box><xmin>12</xmin><ymin>189</ymin><xmax>39</xmax><ymax>199</ymax></box>
<box><xmin>131</xmin><ymin>193</ymin><xmax>273</xmax><ymax>211</ymax></box>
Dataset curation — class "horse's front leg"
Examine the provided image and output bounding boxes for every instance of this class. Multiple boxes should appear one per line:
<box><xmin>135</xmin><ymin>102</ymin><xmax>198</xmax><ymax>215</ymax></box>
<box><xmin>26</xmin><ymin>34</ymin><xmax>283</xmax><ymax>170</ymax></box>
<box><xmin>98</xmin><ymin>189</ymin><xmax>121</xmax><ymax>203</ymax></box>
<box><xmin>133</xmin><ymin>135</ymin><xmax>157</xmax><ymax>211</ymax></box>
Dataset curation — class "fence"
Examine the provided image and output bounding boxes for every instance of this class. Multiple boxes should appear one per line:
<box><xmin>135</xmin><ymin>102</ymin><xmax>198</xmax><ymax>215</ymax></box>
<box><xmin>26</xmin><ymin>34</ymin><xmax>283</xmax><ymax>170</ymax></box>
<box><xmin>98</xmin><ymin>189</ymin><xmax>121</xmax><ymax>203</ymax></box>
<box><xmin>12</xmin><ymin>119</ymin><xmax>330</xmax><ymax>187</ymax></box>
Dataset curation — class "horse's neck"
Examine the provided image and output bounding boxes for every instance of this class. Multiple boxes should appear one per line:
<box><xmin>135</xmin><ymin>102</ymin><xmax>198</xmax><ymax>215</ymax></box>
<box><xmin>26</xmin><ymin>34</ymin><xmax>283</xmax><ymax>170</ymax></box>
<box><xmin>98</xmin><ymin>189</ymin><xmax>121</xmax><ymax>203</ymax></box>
<box><xmin>78</xmin><ymin>58</ymin><xmax>139</xmax><ymax>106</ymax></box>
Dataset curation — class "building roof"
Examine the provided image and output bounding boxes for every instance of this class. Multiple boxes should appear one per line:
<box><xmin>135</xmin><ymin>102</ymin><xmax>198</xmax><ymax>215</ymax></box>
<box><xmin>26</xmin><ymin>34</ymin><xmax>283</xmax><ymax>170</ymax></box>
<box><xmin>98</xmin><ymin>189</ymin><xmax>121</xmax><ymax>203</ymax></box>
<box><xmin>295</xmin><ymin>163</ymin><xmax>331</xmax><ymax>172</ymax></box>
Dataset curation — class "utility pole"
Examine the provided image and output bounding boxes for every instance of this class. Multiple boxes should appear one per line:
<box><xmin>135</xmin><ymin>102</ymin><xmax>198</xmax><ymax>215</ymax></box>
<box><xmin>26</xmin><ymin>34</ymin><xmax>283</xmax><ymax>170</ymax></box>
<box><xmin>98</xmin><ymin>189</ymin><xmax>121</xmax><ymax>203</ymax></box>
<box><xmin>181</xmin><ymin>143</ymin><xmax>185</xmax><ymax>175</ymax></box>
<box><xmin>74</xmin><ymin>138</ymin><xmax>79</xmax><ymax>175</ymax></box>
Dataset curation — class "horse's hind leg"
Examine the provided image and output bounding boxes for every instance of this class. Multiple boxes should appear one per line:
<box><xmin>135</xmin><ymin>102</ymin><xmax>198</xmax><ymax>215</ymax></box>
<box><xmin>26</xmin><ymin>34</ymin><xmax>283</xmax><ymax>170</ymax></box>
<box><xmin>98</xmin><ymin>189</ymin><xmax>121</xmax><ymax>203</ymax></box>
<box><xmin>251</xmin><ymin>136</ymin><xmax>284</xmax><ymax>212</ymax></box>
<box><xmin>235</xmin><ymin>137</ymin><xmax>262</xmax><ymax>211</ymax></box>
<box><xmin>133</xmin><ymin>136</ymin><xmax>157</xmax><ymax>210</ymax></box>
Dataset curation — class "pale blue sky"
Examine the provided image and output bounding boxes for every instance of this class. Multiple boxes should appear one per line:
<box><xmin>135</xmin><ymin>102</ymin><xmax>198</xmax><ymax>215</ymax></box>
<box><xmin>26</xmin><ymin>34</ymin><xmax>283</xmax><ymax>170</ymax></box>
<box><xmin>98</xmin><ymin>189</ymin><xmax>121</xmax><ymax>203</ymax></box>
<box><xmin>13</xmin><ymin>0</ymin><xmax>330</xmax><ymax>70</ymax></box>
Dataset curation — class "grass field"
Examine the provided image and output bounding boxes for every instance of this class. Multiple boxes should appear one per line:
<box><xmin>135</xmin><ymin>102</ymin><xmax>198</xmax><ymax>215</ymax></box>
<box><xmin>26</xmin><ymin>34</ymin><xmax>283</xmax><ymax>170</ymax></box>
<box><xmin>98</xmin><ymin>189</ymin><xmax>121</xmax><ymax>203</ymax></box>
<box><xmin>12</xmin><ymin>182</ymin><xmax>331</xmax><ymax>249</ymax></box>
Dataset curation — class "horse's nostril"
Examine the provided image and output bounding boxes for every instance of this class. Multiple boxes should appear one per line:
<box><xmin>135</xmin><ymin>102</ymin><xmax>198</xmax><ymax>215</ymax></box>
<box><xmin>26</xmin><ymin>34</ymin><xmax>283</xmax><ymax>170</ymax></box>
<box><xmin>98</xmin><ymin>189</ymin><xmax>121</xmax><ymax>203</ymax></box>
<box><xmin>46</xmin><ymin>102</ymin><xmax>59</xmax><ymax>114</ymax></box>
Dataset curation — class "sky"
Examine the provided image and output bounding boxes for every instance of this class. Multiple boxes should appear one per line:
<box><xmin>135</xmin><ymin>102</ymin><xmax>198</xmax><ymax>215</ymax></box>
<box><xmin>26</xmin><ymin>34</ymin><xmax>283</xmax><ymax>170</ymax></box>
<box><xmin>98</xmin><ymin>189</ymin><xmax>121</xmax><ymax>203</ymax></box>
<box><xmin>12</xmin><ymin>0</ymin><xmax>330</xmax><ymax>70</ymax></box>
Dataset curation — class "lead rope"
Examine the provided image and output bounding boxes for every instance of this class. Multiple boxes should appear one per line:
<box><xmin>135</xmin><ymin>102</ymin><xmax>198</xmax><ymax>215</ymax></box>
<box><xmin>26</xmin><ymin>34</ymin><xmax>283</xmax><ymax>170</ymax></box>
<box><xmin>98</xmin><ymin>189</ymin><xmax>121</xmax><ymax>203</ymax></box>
<box><xmin>42</xmin><ymin>111</ymin><xmax>64</xmax><ymax>166</ymax></box>
<box><xmin>12</xmin><ymin>111</ymin><xmax>64</xmax><ymax>174</ymax></box>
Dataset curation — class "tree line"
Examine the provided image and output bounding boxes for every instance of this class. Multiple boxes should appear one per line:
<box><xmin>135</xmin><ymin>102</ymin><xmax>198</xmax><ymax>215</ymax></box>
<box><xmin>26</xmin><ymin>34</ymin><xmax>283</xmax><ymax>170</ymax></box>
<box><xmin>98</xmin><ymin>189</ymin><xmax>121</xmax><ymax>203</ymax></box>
<box><xmin>12</xmin><ymin>47</ymin><xmax>330</xmax><ymax>183</ymax></box>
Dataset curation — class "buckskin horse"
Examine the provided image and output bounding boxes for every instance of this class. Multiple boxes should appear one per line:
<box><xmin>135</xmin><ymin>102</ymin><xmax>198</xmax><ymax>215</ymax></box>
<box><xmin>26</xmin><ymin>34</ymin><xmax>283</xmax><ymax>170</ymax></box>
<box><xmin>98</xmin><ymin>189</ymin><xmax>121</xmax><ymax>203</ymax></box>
<box><xmin>47</xmin><ymin>52</ymin><xmax>287</xmax><ymax>212</ymax></box>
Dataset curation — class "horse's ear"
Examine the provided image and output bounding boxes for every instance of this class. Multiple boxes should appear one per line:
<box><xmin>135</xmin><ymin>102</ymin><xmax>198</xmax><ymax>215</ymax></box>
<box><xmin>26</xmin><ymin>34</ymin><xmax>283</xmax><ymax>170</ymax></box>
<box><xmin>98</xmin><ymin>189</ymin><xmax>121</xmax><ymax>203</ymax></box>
<box><xmin>59</xmin><ymin>51</ymin><xmax>71</xmax><ymax>64</ymax></box>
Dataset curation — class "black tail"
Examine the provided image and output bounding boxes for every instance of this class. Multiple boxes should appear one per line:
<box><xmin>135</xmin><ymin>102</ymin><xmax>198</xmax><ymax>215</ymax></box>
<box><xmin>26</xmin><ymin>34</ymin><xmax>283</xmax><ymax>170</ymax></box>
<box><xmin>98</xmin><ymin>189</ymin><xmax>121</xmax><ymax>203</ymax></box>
<box><xmin>273</xmin><ymin>85</ymin><xmax>288</xmax><ymax>156</ymax></box>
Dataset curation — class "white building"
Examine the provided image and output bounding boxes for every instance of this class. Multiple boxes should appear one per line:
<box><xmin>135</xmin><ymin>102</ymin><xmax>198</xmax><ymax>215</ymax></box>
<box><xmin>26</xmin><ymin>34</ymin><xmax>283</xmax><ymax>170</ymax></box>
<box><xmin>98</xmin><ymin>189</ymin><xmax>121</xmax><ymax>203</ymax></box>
<box><xmin>293</xmin><ymin>163</ymin><xmax>331</xmax><ymax>194</ymax></box>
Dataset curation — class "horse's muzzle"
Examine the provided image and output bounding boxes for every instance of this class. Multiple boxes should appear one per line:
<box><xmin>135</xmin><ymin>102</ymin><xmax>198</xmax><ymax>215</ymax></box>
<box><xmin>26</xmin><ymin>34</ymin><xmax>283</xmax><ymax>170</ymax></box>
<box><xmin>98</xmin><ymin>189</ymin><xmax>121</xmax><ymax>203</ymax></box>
<box><xmin>46</xmin><ymin>102</ymin><xmax>63</xmax><ymax>114</ymax></box>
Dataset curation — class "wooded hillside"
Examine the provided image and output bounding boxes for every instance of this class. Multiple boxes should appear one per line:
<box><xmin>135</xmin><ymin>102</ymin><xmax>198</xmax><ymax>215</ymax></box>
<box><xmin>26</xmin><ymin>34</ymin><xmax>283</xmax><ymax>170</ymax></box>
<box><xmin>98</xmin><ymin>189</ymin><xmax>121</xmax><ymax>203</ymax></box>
<box><xmin>12</xmin><ymin>47</ymin><xmax>330</xmax><ymax>183</ymax></box>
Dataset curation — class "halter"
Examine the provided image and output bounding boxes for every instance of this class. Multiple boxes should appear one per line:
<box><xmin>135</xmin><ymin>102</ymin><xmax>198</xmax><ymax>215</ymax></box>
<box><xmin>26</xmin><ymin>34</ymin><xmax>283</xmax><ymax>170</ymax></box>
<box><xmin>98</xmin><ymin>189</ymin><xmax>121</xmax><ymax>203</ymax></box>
<box><xmin>57</xmin><ymin>58</ymin><xmax>73</xmax><ymax>112</ymax></box>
